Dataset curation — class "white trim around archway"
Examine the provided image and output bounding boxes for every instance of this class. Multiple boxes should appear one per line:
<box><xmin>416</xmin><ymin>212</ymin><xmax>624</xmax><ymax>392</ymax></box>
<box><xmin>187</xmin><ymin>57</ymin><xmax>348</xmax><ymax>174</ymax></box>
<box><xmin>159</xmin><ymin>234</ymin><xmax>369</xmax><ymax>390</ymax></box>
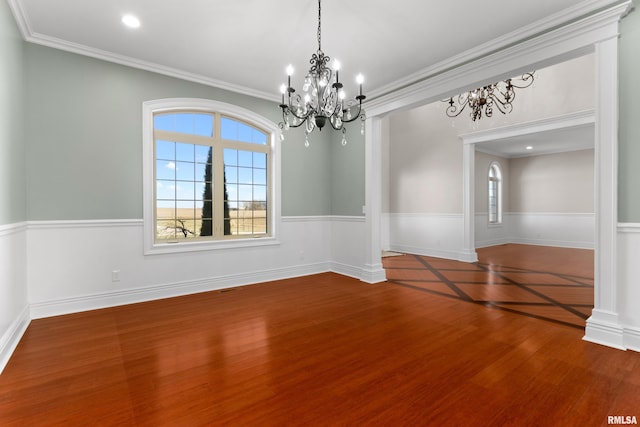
<box><xmin>363</xmin><ymin>0</ymin><xmax>633</xmax><ymax>350</ymax></box>
<box><xmin>459</xmin><ymin>109</ymin><xmax>597</xmax><ymax>263</ymax></box>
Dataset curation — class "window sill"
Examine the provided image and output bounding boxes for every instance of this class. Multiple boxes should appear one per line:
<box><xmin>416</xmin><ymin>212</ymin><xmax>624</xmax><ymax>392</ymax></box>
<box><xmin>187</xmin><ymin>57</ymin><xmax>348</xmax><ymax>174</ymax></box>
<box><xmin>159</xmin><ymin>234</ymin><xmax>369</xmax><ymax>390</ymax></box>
<box><xmin>144</xmin><ymin>236</ymin><xmax>280</xmax><ymax>255</ymax></box>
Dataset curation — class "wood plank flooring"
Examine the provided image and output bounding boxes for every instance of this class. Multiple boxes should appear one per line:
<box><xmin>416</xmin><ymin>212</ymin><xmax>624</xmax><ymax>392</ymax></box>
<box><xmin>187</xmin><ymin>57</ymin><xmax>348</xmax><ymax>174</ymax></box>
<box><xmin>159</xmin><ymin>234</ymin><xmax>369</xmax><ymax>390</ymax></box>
<box><xmin>1</xmin><ymin>245</ymin><xmax>639</xmax><ymax>426</ymax></box>
<box><xmin>384</xmin><ymin>244</ymin><xmax>594</xmax><ymax>329</ymax></box>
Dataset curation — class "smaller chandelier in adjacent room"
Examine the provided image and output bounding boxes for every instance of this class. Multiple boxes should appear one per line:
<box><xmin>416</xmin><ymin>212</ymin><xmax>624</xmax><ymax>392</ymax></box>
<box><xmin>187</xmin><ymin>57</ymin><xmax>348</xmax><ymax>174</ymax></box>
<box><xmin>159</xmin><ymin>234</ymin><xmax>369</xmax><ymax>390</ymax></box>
<box><xmin>279</xmin><ymin>0</ymin><xmax>366</xmax><ymax>147</ymax></box>
<box><xmin>443</xmin><ymin>72</ymin><xmax>535</xmax><ymax>121</ymax></box>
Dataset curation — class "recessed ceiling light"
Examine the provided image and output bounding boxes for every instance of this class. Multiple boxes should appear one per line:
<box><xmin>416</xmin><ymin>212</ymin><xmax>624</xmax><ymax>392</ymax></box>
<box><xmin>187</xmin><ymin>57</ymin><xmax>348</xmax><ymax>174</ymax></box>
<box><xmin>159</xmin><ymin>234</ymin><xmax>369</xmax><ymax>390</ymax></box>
<box><xmin>526</xmin><ymin>146</ymin><xmax>533</xmax><ymax>150</ymax></box>
<box><xmin>122</xmin><ymin>15</ymin><xmax>140</xmax><ymax>28</ymax></box>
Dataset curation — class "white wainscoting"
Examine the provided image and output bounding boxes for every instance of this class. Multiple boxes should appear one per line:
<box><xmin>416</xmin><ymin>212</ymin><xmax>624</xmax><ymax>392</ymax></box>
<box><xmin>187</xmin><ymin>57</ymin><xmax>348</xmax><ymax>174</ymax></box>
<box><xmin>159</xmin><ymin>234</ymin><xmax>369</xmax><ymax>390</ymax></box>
<box><xmin>383</xmin><ymin>212</ymin><xmax>594</xmax><ymax>263</ymax></box>
<box><xmin>384</xmin><ymin>213</ymin><xmax>467</xmax><ymax>261</ymax></box>
<box><xmin>26</xmin><ymin>216</ymin><xmax>368</xmax><ymax>319</ymax></box>
<box><xmin>507</xmin><ymin>213</ymin><xmax>595</xmax><ymax>249</ymax></box>
<box><xmin>330</xmin><ymin>216</ymin><xmax>366</xmax><ymax>279</ymax></box>
<box><xmin>474</xmin><ymin>213</ymin><xmax>511</xmax><ymax>248</ymax></box>
<box><xmin>0</xmin><ymin>222</ymin><xmax>29</xmax><ymax>374</ymax></box>
<box><xmin>615</xmin><ymin>223</ymin><xmax>640</xmax><ymax>352</ymax></box>
<box><xmin>476</xmin><ymin>212</ymin><xmax>595</xmax><ymax>249</ymax></box>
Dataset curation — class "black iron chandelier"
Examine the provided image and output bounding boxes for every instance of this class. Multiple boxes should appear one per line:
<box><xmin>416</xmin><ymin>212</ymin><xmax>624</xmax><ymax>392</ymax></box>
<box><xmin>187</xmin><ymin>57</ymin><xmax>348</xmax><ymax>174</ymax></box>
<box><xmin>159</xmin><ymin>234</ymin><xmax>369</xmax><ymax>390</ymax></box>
<box><xmin>279</xmin><ymin>0</ymin><xmax>366</xmax><ymax>147</ymax></box>
<box><xmin>443</xmin><ymin>72</ymin><xmax>535</xmax><ymax>121</ymax></box>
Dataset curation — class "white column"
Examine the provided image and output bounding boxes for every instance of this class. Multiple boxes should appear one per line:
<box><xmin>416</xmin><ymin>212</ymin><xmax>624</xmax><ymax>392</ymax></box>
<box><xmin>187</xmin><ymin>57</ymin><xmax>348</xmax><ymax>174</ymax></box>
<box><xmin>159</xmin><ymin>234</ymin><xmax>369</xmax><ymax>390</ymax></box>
<box><xmin>461</xmin><ymin>142</ymin><xmax>479</xmax><ymax>262</ymax></box>
<box><xmin>362</xmin><ymin>116</ymin><xmax>387</xmax><ymax>283</ymax></box>
<box><xmin>584</xmin><ymin>33</ymin><xmax>625</xmax><ymax>349</ymax></box>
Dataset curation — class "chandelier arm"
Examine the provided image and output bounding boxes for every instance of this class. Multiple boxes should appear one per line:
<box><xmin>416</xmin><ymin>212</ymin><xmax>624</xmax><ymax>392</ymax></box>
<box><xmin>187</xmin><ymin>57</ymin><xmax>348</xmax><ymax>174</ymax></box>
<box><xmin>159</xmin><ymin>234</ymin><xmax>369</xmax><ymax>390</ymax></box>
<box><xmin>284</xmin><ymin>93</ymin><xmax>315</xmax><ymax>122</ymax></box>
<box><xmin>490</xmin><ymin>83</ymin><xmax>516</xmax><ymax>113</ymax></box>
<box><xmin>443</xmin><ymin>96</ymin><xmax>468</xmax><ymax>118</ymax></box>
<box><xmin>281</xmin><ymin>105</ymin><xmax>313</xmax><ymax>128</ymax></box>
<box><xmin>340</xmin><ymin>102</ymin><xmax>365</xmax><ymax>124</ymax></box>
<box><xmin>488</xmin><ymin>95</ymin><xmax>512</xmax><ymax>115</ymax></box>
<box><xmin>509</xmin><ymin>72</ymin><xmax>535</xmax><ymax>89</ymax></box>
<box><xmin>284</xmin><ymin>117</ymin><xmax>307</xmax><ymax>129</ymax></box>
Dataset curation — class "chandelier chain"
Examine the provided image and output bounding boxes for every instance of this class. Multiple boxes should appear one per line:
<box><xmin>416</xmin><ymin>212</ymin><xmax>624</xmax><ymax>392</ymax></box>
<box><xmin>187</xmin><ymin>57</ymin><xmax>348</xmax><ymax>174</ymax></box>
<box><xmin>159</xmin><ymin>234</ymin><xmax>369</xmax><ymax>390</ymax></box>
<box><xmin>317</xmin><ymin>0</ymin><xmax>322</xmax><ymax>52</ymax></box>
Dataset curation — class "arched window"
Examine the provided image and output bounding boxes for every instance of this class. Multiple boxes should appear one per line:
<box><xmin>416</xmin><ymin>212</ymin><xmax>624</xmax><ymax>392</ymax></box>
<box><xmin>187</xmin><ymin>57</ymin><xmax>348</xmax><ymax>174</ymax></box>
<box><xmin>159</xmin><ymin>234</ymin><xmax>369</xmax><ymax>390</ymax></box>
<box><xmin>488</xmin><ymin>162</ymin><xmax>502</xmax><ymax>224</ymax></box>
<box><xmin>143</xmin><ymin>99</ymin><xmax>280</xmax><ymax>254</ymax></box>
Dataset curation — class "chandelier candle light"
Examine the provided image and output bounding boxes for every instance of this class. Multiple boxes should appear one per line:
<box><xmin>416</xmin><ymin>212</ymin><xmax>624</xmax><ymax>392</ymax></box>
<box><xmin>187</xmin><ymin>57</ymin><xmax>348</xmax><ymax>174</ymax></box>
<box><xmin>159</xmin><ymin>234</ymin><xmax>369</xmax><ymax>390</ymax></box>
<box><xmin>279</xmin><ymin>0</ymin><xmax>366</xmax><ymax>147</ymax></box>
<box><xmin>444</xmin><ymin>72</ymin><xmax>535</xmax><ymax>122</ymax></box>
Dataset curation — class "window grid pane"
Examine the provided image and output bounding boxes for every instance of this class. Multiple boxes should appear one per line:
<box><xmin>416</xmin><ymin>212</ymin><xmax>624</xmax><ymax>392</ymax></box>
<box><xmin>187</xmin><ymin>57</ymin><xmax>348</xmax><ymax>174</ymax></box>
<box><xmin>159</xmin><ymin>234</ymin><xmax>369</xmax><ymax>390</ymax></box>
<box><xmin>153</xmin><ymin>111</ymin><xmax>269</xmax><ymax>243</ymax></box>
<box><xmin>223</xmin><ymin>148</ymin><xmax>268</xmax><ymax>236</ymax></box>
<box><xmin>155</xmin><ymin>139</ymin><xmax>215</xmax><ymax>240</ymax></box>
<box><xmin>488</xmin><ymin>164</ymin><xmax>501</xmax><ymax>224</ymax></box>
<box><xmin>221</xmin><ymin>117</ymin><xmax>268</xmax><ymax>145</ymax></box>
<box><xmin>154</xmin><ymin>113</ymin><xmax>213</xmax><ymax>137</ymax></box>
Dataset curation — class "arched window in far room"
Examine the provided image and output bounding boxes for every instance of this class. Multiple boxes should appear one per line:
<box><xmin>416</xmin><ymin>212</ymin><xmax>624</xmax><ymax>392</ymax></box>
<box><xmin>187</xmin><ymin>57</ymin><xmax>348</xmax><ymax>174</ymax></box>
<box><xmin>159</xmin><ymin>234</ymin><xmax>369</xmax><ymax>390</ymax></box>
<box><xmin>488</xmin><ymin>162</ymin><xmax>503</xmax><ymax>224</ymax></box>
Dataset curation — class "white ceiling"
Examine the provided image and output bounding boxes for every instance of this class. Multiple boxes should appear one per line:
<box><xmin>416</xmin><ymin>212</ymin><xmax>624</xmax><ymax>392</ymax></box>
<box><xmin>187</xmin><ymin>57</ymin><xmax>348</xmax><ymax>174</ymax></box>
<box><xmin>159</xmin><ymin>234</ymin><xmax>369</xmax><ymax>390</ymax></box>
<box><xmin>476</xmin><ymin>124</ymin><xmax>595</xmax><ymax>158</ymax></box>
<box><xmin>9</xmin><ymin>0</ymin><xmax>601</xmax><ymax>157</ymax></box>
<box><xmin>11</xmin><ymin>0</ymin><xmax>596</xmax><ymax>101</ymax></box>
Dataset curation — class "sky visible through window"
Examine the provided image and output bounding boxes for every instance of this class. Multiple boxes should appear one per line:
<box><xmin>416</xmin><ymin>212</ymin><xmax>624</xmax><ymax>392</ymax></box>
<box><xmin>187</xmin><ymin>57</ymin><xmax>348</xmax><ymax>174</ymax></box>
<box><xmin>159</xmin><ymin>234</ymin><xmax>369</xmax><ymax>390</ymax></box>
<box><xmin>154</xmin><ymin>112</ymin><xmax>268</xmax><ymax>239</ymax></box>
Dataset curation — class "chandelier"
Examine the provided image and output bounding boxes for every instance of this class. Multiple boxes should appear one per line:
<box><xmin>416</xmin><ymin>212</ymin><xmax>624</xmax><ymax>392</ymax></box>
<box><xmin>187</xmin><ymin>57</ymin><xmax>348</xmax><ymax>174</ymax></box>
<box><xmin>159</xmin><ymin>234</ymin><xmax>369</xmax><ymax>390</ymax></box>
<box><xmin>279</xmin><ymin>0</ymin><xmax>366</xmax><ymax>147</ymax></box>
<box><xmin>443</xmin><ymin>72</ymin><xmax>535</xmax><ymax>121</ymax></box>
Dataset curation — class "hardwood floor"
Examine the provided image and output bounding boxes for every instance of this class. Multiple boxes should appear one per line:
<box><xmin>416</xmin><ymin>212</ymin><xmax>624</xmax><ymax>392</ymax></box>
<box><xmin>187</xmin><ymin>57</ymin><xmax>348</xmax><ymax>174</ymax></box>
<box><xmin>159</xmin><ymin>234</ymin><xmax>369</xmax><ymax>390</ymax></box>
<box><xmin>384</xmin><ymin>244</ymin><xmax>594</xmax><ymax>329</ymax></box>
<box><xmin>1</xmin><ymin>245</ymin><xmax>638</xmax><ymax>426</ymax></box>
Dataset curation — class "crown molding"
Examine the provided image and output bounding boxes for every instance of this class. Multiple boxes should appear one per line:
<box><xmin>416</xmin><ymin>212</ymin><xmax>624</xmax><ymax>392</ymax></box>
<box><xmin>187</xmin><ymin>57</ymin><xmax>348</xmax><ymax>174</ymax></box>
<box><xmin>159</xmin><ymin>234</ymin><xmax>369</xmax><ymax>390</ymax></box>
<box><xmin>367</xmin><ymin>0</ymin><xmax>631</xmax><ymax>101</ymax></box>
<box><xmin>7</xmin><ymin>0</ymin><xmax>280</xmax><ymax>103</ymax></box>
<box><xmin>365</xmin><ymin>0</ymin><xmax>633</xmax><ymax>116</ymax></box>
<box><xmin>9</xmin><ymin>0</ymin><xmax>631</xmax><ymax>106</ymax></box>
<box><xmin>6</xmin><ymin>0</ymin><xmax>31</xmax><ymax>40</ymax></box>
<box><xmin>460</xmin><ymin>109</ymin><xmax>596</xmax><ymax>145</ymax></box>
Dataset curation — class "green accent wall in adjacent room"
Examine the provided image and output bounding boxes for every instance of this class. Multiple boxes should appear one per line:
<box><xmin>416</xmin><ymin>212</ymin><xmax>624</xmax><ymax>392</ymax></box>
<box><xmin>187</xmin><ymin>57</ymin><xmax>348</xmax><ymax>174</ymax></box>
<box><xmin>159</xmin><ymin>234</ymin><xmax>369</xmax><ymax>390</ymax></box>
<box><xmin>24</xmin><ymin>44</ymin><xmax>336</xmax><ymax>220</ymax></box>
<box><xmin>619</xmin><ymin>7</ymin><xmax>640</xmax><ymax>222</ymax></box>
<box><xmin>0</xmin><ymin>1</ymin><xmax>26</xmax><ymax>225</ymax></box>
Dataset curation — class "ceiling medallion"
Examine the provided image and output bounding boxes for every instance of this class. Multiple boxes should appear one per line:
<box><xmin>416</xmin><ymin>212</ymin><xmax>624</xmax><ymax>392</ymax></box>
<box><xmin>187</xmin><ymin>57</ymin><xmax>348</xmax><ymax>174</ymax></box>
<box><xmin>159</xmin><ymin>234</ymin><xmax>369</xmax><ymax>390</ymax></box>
<box><xmin>279</xmin><ymin>0</ymin><xmax>366</xmax><ymax>147</ymax></box>
<box><xmin>444</xmin><ymin>72</ymin><xmax>535</xmax><ymax>121</ymax></box>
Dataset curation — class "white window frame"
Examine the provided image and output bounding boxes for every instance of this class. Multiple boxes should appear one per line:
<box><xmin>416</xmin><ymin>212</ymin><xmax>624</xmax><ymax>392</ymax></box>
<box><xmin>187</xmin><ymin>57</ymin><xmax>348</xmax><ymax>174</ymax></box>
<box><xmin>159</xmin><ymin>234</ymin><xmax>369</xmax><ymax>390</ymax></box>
<box><xmin>143</xmin><ymin>98</ymin><xmax>281</xmax><ymax>255</ymax></box>
<box><xmin>488</xmin><ymin>162</ymin><xmax>503</xmax><ymax>225</ymax></box>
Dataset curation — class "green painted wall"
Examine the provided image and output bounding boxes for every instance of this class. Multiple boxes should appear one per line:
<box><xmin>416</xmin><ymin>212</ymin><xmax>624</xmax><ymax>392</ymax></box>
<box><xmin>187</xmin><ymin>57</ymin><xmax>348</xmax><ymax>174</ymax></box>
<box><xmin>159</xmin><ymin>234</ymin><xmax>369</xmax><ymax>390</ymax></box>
<box><xmin>619</xmin><ymin>7</ymin><xmax>640</xmax><ymax>222</ymax></box>
<box><xmin>20</xmin><ymin>7</ymin><xmax>639</xmax><ymax>222</ymax></box>
<box><xmin>0</xmin><ymin>1</ymin><xmax>26</xmax><ymax>225</ymax></box>
<box><xmin>330</xmin><ymin>123</ymin><xmax>365</xmax><ymax>216</ymax></box>
<box><xmin>24</xmin><ymin>44</ymin><xmax>334</xmax><ymax>220</ymax></box>
<box><xmin>280</xmin><ymin>126</ymin><xmax>332</xmax><ymax>216</ymax></box>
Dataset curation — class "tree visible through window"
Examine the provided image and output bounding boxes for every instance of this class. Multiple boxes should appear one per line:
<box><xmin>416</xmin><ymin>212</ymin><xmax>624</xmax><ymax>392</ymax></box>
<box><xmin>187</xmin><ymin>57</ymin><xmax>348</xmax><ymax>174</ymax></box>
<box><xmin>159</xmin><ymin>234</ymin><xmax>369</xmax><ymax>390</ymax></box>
<box><xmin>488</xmin><ymin>162</ymin><xmax>502</xmax><ymax>224</ymax></box>
<box><xmin>153</xmin><ymin>111</ymin><xmax>270</xmax><ymax>243</ymax></box>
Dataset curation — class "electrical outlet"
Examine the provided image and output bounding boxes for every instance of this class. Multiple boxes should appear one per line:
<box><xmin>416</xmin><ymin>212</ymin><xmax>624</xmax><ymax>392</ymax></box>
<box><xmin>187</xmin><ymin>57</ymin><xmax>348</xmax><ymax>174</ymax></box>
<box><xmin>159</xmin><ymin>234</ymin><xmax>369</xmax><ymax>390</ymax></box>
<box><xmin>111</xmin><ymin>270</ymin><xmax>121</xmax><ymax>282</ymax></box>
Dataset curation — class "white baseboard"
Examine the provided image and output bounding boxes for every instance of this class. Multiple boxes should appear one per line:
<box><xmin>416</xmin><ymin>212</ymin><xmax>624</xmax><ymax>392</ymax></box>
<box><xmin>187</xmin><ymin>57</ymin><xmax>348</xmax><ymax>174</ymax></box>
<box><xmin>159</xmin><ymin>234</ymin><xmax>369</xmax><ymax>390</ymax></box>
<box><xmin>30</xmin><ymin>261</ymin><xmax>331</xmax><ymax>319</ymax></box>
<box><xmin>389</xmin><ymin>244</ymin><xmax>471</xmax><ymax>262</ymax></box>
<box><xmin>475</xmin><ymin>212</ymin><xmax>595</xmax><ymax>249</ymax></box>
<box><xmin>331</xmin><ymin>262</ymin><xmax>366</xmax><ymax>281</ymax></box>
<box><xmin>25</xmin><ymin>216</ymin><xmax>379</xmax><ymax>318</ymax></box>
<box><xmin>583</xmin><ymin>322</ymin><xmax>640</xmax><ymax>352</ymax></box>
<box><xmin>0</xmin><ymin>222</ymin><xmax>29</xmax><ymax>375</ymax></box>
<box><xmin>623</xmin><ymin>327</ymin><xmax>640</xmax><ymax>352</ymax></box>
<box><xmin>584</xmin><ymin>309</ymin><xmax>626</xmax><ymax>350</ymax></box>
<box><xmin>474</xmin><ymin>238</ymin><xmax>511</xmax><ymax>249</ymax></box>
<box><xmin>0</xmin><ymin>305</ymin><xmax>30</xmax><ymax>375</ymax></box>
<box><xmin>509</xmin><ymin>237</ymin><xmax>594</xmax><ymax>249</ymax></box>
